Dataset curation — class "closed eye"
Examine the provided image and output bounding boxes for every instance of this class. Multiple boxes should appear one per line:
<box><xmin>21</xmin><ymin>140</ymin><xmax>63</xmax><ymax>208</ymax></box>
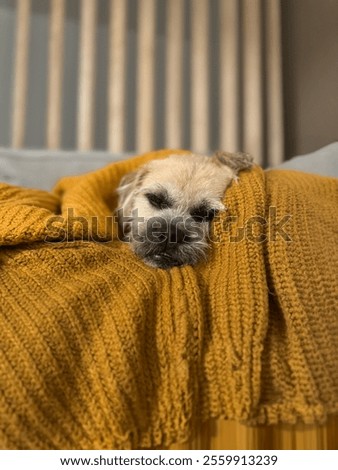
<box><xmin>145</xmin><ymin>192</ymin><xmax>172</xmax><ymax>210</ymax></box>
<box><xmin>190</xmin><ymin>207</ymin><xmax>218</xmax><ymax>222</ymax></box>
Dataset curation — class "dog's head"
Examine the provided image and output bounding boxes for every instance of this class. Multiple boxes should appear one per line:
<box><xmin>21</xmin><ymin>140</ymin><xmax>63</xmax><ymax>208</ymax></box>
<box><xmin>116</xmin><ymin>151</ymin><xmax>253</xmax><ymax>269</ymax></box>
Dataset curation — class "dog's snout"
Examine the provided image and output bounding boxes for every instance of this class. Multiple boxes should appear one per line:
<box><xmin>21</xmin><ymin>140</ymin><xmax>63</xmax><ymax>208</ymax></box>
<box><xmin>147</xmin><ymin>218</ymin><xmax>168</xmax><ymax>243</ymax></box>
<box><xmin>156</xmin><ymin>232</ymin><xmax>167</xmax><ymax>242</ymax></box>
<box><xmin>169</xmin><ymin>224</ymin><xmax>185</xmax><ymax>244</ymax></box>
<box><xmin>134</xmin><ymin>214</ymin><xmax>208</xmax><ymax>269</ymax></box>
<box><xmin>147</xmin><ymin>218</ymin><xmax>188</xmax><ymax>245</ymax></box>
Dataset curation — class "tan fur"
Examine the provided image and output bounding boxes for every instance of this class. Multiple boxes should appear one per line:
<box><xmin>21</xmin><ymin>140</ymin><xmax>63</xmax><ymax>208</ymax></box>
<box><xmin>117</xmin><ymin>152</ymin><xmax>253</xmax><ymax>268</ymax></box>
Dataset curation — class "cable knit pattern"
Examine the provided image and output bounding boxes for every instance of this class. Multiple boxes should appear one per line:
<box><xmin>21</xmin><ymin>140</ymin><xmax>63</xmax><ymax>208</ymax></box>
<box><xmin>0</xmin><ymin>149</ymin><xmax>337</xmax><ymax>449</ymax></box>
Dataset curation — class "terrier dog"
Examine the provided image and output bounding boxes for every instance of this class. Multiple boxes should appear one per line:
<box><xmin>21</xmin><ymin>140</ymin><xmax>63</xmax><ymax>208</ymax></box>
<box><xmin>116</xmin><ymin>151</ymin><xmax>253</xmax><ymax>269</ymax></box>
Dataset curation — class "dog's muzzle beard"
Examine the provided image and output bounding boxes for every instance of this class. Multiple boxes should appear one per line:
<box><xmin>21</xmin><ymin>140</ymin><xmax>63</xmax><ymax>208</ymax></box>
<box><xmin>124</xmin><ymin>215</ymin><xmax>209</xmax><ymax>269</ymax></box>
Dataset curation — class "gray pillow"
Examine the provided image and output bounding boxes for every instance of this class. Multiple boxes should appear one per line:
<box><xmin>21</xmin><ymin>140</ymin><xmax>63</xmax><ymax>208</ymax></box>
<box><xmin>0</xmin><ymin>148</ymin><xmax>133</xmax><ymax>190</ymax></box>
<box><xmin>0</xmin><ymin>143</ymin><xmax>337</xmax><ymax>191</ymax></box>
<box><xmin>273</xmin><ymin>142</ymin><xmax>338</xmax><ymax>178</ymax></box>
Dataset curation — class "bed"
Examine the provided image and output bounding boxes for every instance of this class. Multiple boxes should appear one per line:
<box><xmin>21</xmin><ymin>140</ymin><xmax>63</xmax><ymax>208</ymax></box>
<box><xmin>0</xmin><ymin>0</ymin><xmax>337</xmax><ymax>450</ymax></box>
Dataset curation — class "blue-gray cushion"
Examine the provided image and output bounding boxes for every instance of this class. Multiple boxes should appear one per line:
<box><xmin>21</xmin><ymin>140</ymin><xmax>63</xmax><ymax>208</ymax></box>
<box><xmin>0</xmin><ymin>143</ymin><xmax>337</xmax><ymax>191</ymax></box>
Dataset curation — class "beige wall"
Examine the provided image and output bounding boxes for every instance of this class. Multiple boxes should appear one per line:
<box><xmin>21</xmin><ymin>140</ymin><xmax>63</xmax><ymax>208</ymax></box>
<box><xmin>282</xmin><ymin>0</ymin><xmax>338</xmax><ymax>158</ymax></box>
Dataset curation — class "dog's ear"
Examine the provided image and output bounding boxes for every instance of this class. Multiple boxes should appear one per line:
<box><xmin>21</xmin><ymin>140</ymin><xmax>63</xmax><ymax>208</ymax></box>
<box><xmin>117</xmin><ymin>167</ymin><xmax>148</xmax><ymax>213</ymax></box>
<box><xmin>213</xmin><ymin>151</ymin><xmax>254</xmax><ymax>174</ymax></box>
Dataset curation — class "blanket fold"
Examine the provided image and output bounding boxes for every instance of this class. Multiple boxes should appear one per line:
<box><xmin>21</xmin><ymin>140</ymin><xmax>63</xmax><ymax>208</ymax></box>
<box><xmin>0</xmin><ymin>149</ymin><xmax>337</xmax><ymax>449</ymax></box>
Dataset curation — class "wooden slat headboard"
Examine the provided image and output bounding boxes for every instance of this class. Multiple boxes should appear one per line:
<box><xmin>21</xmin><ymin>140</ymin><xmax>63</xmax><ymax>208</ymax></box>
<box><xmin>9</xmin><ymin>0</ymin><xmax>284</xmax><ymax>165</ymax></box>
<box><xmin>11</xmin><ymin>0</ymin><xmax>31</xmax><ymax>149</ymax></box>
<box><xmin>47</xmin><ymin>0</ymin><xmax>65</xmax><ymax>149</ymax></box>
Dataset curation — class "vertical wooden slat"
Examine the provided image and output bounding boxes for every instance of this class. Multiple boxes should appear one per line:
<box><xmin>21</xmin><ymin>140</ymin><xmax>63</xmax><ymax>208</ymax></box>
<box><xmin>46</xmin><ymin>0</ymin><xmax>65</xmax><ymax>149</ymax></box>
<box><xmin>165</xmin><ymin>0</ymin><xmax>184</xmax><ymax>149</ymax></box>
<box><xmin>212</xmin><ymin>421</ymin><xmax>242</xmax><ymax>449</ymax></box>
<box><xmin>265</xmin><ymin>0</ymin><xmax>284</xmax><ymax>165</ymax></box>
<box><xmin>219</xmin><ymin>0</ymin><xmax>239</xmax><ymax>152</ymax></box>
<box><xmin>108</xmin><ymin>0</ymin><xmax>127</xmax><ymax>152</ymax></box>
<box><xmin>242</xmin><ymin>0</ymin><xmax>263</xmax><ymax>164</ymax></box>
<box><xmin>77</xmin><ymin>0</ymin><xmax>97</xmax><ymax>150</ymax></box>
<box><xmin>296</xmin><ymin>425</ymin><xmax>328</xmax><ymax>450</ymax></box>
<box><xmin>191</xmin><ymin>0</ymin><xmax>209</xmax><ymax>153</ymax></box>
<box><xmin>136</xmin><ymin>0</ymin><xmax>156</xmax><ymax>153</ymax></box>
<box><xmin>277</xmin><ymin>426</ymin><xmax>295</xmax><ymax>449</ymax></box>
<box><xmin>326</xmin><ymin>415</ymin><xmax>338</xmax><ymax>449</ymax></box>
<box><xmin>170</xmin><ymin>418</ymin><xmax>338</xmax><ymax>449</ymax></box>
<box><xmin>11</xmin><ymin>0</ymin><xmax>31</xmax><ymax>148</ymax></box>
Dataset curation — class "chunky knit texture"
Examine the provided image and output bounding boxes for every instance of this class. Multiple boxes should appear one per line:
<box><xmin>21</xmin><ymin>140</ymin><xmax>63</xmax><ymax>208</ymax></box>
<box><xmin>0</xmin><ymin>149</ymin><xmax>337</xmax><ymax>449</ymax></box>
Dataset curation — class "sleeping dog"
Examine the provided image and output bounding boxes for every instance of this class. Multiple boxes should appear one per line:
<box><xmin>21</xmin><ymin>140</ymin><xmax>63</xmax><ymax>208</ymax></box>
<box><xmin>116</xmin><ymin>151</ymin><xmax>253</xmax><ymax>268</ymax></box>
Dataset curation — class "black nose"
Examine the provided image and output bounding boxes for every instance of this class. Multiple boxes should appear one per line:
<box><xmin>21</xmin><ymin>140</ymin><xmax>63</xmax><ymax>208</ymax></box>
<box><xmin>169</xmin><ymin>224</ymin><xmax>185</xmax><ymax>243</ymax></box>
<box><xmin>146</xmin><ymin>218</ymin><xmax>188</xmax><ymax>245</ymax></box>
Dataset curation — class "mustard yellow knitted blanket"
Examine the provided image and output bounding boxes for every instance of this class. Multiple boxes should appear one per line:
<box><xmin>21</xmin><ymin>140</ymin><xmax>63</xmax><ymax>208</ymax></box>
<box><xmin>0</xmin><ymin>150</ymin><xmax>337</xmax><ymax>449</ymax></box>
